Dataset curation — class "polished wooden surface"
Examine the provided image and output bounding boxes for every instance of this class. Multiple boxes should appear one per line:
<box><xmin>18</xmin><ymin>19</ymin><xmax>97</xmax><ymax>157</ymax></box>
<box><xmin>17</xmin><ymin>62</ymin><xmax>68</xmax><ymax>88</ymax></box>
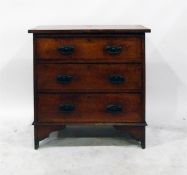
<box><xmin>35</xmin><ymin>37</ymin><xmax>142</xmax><ymax>61</ymax></box>
<box><xmin>37</xmin><ymin>93</ymin><xmax>142</xmax><ymax>123</ymax></box>
<box><xmin>29</xmin><ymin>25</ymin><xmax>151</xmax><ymax>33</ymax></box>
<box><xmin>36</xmin><ymin>64</ymin><xmax>142</xmax><ymax>92</ymax></box>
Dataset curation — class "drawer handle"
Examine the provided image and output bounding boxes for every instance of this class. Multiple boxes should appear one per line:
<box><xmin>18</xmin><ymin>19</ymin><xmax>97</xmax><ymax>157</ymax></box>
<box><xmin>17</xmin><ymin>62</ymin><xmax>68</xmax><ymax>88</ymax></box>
<box><xmin>59</xmin><ymin>104</ymin><xmax>75</xmax><ymax>113</ymax></box>
<box><xmin>57</xmin><ymin>46</ymin><xmax>74</xmax><ymax>55</ymax></box>
<box><xmin>106</xmin><ymin>104</ymin><xmax>123</xmax><ymax>113</ymax></box>
<box><xmin>109</xmin><ymin>74</ymin><xmax>125</xmax><ymax>84</ymax></box>
<box><xmin>105</xmin><ymin>45</ymin><xmax>122</xmax><ymax>55</ymax></box>
<box><xmin>56</xmin><ymin>75</ymin><xmax>73</xmax><ymax>84</ymax></box>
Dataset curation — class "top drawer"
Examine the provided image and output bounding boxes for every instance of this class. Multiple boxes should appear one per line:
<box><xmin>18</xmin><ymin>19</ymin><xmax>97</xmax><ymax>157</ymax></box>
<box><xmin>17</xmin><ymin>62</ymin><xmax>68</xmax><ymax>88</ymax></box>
<box><xmin>35</xmin><ymin>36</ymin><xmax>142</xmax><ymax>62</ymax></box>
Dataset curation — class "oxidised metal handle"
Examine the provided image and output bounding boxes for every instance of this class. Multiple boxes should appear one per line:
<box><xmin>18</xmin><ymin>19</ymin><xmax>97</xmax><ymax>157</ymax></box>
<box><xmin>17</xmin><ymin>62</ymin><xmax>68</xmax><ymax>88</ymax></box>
<box><xmin>109</xmin><ymin>74</ymin><xmax>125</xmax><ymax>84</ymax></box>
<box><xmin>56</xmin><ymin>75</ymin><xmax>73</xmax><ymax>84</ymax></box>
<box><xmin>58</xmin><ymin>46</ymin><xmax>74</xmax><ymax>55</ymax></box>
<box><xmin>59</xmin><ymin>104</ymin><xmax>75</xmax><ymax>113</ymax></box>
<box><xmin>105</xmin><ymin>45</ymin><xmax>122</xmax><ymax>55</ymax></box>
<box><xmin>106</xmin><ymin>104</ymin><xmax>123</xmax><ymax>113</ymax></box>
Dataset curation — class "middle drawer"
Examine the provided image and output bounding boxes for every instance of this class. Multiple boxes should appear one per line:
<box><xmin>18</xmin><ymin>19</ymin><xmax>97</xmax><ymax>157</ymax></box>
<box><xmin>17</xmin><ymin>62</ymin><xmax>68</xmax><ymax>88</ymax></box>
<box><xmin>36</xmin><ymin>64</ymin><xmax>142</xmax><ymax>92</ymax></box>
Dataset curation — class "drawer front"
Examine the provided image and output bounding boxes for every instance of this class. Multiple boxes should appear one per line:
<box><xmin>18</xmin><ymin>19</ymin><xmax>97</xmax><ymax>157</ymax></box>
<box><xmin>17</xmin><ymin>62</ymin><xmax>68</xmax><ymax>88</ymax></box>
<box><xmin>35</xmin><ymin>37</ymin><xmax>142</xmax><ymax>62</ymax></box>
<box><xmin>37</xmin><ymin>64</ymin><xmax>142</xmax><ymax>92</ymax></box>
<box><xmin>37</xmin><ymin>94</ymin><xmax>142</xmax><ymax>123</ymax></box>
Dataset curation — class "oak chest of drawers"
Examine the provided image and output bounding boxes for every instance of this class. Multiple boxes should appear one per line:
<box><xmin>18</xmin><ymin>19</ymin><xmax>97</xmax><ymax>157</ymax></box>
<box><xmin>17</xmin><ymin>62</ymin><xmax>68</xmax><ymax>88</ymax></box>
<box><xmin>28</xmin><ymin>25</ymin><xmax>151</xmax><ymax>149</ymax></box>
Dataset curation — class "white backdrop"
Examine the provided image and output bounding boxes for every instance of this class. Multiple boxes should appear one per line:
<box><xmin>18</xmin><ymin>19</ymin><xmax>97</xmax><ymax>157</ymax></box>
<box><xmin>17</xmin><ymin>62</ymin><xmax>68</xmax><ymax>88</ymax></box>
<box><xmin>0</xmin><ymin>0</ymin><xmax>187</xmax><ymax>175</ymax></box>
<box><xmin>0</xmin><ymin>0</ymin><xmax>187</xmax><ymax>127</ymax></box>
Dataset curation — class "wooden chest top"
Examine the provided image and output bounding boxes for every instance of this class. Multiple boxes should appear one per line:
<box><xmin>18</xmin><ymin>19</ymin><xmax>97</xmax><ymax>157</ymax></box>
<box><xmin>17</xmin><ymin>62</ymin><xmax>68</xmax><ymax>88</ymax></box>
<box><xmin>28</xmin><ymin>25</ymin><xmax>151</xmax><ymax>34</ymax></box>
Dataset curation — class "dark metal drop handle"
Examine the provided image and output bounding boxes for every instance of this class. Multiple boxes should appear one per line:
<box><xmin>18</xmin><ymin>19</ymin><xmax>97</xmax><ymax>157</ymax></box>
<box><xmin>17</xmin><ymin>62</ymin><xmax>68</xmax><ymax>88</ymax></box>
<box><xmin>109</xmin><ymin>74</ymin><xmax>125</xmax><ymax>84</ymax></box>
<box><xmin>59</xmin><ymin>104</ymin><xmax>75</xmax><ymax>113</ymax></box>
<box><xmin>106</xmin><ymin>105</ymin><xmax>123</xmax><ymax>113</ymax></box>
<box><xmin>58</xmin><ymin>46</ymin><xmax>74</xmax><ymax>55</ymax></box>
<box><xmin>56</xmin><ymin>75</ymin><xmax>73</xmax><ymax>84</ymax></box>
<box><xmin>105</xmin><ymin>45</ymin><xmax>122</xmax><ymax>55</ymax></box>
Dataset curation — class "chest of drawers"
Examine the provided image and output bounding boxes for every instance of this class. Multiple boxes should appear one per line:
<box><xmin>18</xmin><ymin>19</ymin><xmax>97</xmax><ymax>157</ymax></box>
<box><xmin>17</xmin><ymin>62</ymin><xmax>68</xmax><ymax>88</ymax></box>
<box><xmin>28</xmin><ymin>25</ymin><xmax>151</xmax><ymax>149</ymax></box>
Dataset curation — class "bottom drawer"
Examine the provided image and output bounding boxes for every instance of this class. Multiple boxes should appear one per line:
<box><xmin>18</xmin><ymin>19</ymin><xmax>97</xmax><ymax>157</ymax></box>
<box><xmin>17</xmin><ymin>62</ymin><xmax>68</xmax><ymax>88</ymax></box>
<box><xmin>37</xmin><ymin>93</ymin><xmax>142</xmax><ymax>123</ymax></box>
